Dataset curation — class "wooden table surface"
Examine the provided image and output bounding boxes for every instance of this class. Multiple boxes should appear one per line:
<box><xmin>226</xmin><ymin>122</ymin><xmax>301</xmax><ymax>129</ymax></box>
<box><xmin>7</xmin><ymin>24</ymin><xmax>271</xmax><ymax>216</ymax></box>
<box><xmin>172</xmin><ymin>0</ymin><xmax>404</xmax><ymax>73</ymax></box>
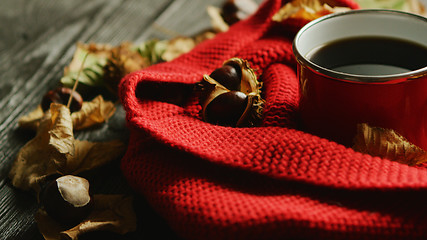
<box><xmin>0</xmin><ymin>0</ymin><xmax>230</xmax><ymax>239</ymax></box>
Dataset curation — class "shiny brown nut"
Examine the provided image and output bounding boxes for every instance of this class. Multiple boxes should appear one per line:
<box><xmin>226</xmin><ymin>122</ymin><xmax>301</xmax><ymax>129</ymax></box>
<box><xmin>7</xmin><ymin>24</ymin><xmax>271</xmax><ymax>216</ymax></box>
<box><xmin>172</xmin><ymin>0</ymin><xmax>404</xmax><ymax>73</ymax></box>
<box><xmin>205</xmin><ymin>91</ymin><xmax>248</xmax><ymax>126</ymax></box>
<box><xmin>221</xmin><ymin>0</ymin><xmax>259</xmax><ymax>25</ymax></box>
<box><xmin>197</xmin><ymin>58</ymin><xmax>265</xmax><ymax>127</ymax></box>
<box><xmin>39</xmin><ymin>175</ymin><xmax>93</xmax><ymax>226</ymax></box>
<box><xmin>41</xmin><ymin>87</ymin><xmax>83</xmax><ymax>113</ymax></box>
<box><xmin>209</xmin><ymin>62</ymin><xmax>242</xmax><ymax>91</ymax></box>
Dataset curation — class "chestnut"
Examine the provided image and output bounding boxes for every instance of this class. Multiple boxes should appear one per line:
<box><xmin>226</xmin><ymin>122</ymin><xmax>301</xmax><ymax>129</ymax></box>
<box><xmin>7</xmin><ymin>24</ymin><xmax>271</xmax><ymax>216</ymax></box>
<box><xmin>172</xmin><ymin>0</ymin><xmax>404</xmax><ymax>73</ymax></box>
<box><xmin>205</xmin><ymin>91</ymin><xmax>248</xmax><ymax>126</ymax></box>
<box><xmin>39</xmin><ymin>175</ymin><xmax>93</xmax><ymax>226</ymax></box>
<box><xmin>209</xmin><ymin>62</ymin><xmax>242</xmax><ymax>91</ymax></box>
<box><xmin>221</xmin><ymin>0</ymin><xmax>259</xmax><ymax>25</ymax></box>
<box><xmin>41</xmin><ymin>87</ymin><xmax>83</xmax><ymax>113</ymax></box>
<box><xmin>198</xmin><ymin>58</ymin><xmax>265</xmax><ymax>127</ymax></box>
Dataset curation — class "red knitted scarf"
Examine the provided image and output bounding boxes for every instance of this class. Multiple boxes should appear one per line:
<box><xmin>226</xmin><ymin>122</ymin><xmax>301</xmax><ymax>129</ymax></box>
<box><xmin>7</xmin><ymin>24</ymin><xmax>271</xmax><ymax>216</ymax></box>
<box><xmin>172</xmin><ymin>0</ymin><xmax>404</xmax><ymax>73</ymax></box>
<box><xmin>119</xmin><ymin>0</ymin><xmax>427</xmax><ymax>239</ymax></box>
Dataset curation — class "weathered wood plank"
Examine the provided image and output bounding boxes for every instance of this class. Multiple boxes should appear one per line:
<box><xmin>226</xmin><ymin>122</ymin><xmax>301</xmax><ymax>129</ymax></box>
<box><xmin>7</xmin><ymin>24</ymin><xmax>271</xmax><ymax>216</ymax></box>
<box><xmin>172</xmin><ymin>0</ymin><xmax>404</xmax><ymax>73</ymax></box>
<box><xmin>0</xmin><ymin>0</ymin><xmax>229</xmax><ymax>239</ymax></box>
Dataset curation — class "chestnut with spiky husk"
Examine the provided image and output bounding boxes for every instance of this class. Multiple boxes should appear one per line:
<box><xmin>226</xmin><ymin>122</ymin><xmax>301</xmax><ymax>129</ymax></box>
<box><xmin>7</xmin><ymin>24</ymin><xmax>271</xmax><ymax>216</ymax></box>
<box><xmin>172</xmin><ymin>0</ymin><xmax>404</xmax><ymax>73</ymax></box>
<box><xmin>39</xmin><ymin>175</ymin><xmax>93</xmax><ymax>226</ymax></box>
<box><xmin>197</xmin><ymin>58</ymin><xmax>265</xmax><ymax>127</ymax></box>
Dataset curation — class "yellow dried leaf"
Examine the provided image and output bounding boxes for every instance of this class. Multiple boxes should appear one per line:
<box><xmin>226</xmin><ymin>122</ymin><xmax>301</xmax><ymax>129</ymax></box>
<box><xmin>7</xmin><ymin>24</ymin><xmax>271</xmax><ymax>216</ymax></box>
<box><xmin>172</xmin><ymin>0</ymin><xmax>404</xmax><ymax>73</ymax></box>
<box><xmin>71</xmin><ymin>95</ymin><xmax>116</xmax><ymax>130</ymax></box>
<box><xmin>18</xmin><ymin>105</ymin><xmax>44</xmax><ymax>130</ymax></box>
<box><xmin>272</xmin><ymin>0</ymin><xmax>350</xmax><ymax>22</ymax></box>
<box><xmin>9</xmin><ymin>111</ymin><xmax>58</xmax><ymax>191</ymax></box>
<box><xmin>193</xmin><ymin>30</ymin><xmax>216</xmax><ymax>45</ymax></box>
<box><xmin>103</xmin><ymin>42</ymin><xmax>150</xmax><ymax>94</ymax></box>
<box><xmin>352</xmin><ymin>123</ymin><xmax>427</xmax><ymax>165</ymax></box>
<box><xmin>18</xmin><ymin>95</ymin><xmax>116</xmax><ymax>131</ymax></box>
<box><xmin>207</xmin><ymin>6</ymin><xmax>230</xmax><ymax>33</ymax></box>
<box><xmin>406</xmin><ymin>0</ymin><xmax>427</xmax><ymax>17</ymax></box>
<box><xmin>9</xmin><ymin>103</ymin><xmax>124</xmax><ymax>192</ymax></box>
<box><xmin>35</xmin><ymin>195</ymin><xmax>137</xmax><ymax>240</ymax></box>
<box><xmin>161</xmin><ymin>37</ymin><xmax>196</xmax><ymax>62</ymax></box>
<box><xmin>49</xmin><ymin>104</ymin><xmax>74</xmax><ymax>157</ymax></box>
<box><xmin>60</xmin><ymin>139</ymin><xmax>125</xmax><ymax>175</ymax></box>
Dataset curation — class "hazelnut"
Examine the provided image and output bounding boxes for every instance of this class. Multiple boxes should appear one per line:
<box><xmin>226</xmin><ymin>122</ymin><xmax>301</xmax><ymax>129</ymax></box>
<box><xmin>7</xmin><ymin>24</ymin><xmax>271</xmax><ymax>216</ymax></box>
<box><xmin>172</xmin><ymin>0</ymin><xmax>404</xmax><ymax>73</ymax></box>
<box><xmin>39</xmin><ymin>175</ymin><xmax>93</xmax><ymax>226</ymax></box>
<box><xmin>41</xmin><ymin>87</ymin><xmax>83</xmax><ymax>113</ymax></box>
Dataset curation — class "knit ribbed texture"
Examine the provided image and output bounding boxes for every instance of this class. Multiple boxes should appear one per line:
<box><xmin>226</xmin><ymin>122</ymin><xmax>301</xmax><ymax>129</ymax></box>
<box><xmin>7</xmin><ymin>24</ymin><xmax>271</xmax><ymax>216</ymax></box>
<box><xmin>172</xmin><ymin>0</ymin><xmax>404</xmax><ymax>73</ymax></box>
<box><xmin>119</xmin><ymin>0</ymin><xmax>427</xmax><ymax>239</ymax></box>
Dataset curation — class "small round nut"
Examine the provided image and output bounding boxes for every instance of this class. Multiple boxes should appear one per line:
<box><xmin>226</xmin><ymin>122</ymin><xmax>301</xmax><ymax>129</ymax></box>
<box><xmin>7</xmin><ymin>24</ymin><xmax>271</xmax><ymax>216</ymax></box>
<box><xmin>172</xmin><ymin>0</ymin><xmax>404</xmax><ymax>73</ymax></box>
<box><xmin>209</xmin><ymin>62</ymin><xmax>242</xmax><ymax>91</ymax></box>
<box><xmin>205</xmin><ymin>91</ymin><xmax>248</xmax><ymax>126</ymax></box>
<box><xmin>39</xmin><ymin>175</ymin><xmax>93</xmax><ymax>226</ymax></box>
<box><xmin>41</xmin><ymin>87</ymin><xmax>83</xmax><ymax>113</ymax></box>
<box><xmin>221</xmin><ymin>0</ymin><xmax>259</xmax><ymax>25</ymax></box>
<box><xmin>198</xmin><ymin>58</ymin><xmax>265</xmax><ymax>127</ymax></box>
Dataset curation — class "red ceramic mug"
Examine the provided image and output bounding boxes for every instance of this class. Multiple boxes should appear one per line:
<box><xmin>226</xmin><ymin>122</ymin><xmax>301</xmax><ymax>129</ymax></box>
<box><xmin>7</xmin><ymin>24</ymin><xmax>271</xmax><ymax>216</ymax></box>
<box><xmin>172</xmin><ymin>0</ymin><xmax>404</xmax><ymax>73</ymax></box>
<box><xmin>293</xmin><ymin>10</ymin><xmax>427</xmax><ymax>149</ymax></box>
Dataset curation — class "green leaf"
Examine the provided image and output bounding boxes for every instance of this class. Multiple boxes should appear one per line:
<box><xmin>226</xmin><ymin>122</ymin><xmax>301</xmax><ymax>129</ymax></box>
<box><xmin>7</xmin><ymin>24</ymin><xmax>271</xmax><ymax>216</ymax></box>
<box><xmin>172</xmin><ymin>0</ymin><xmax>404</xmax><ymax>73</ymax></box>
<box><xmin>135</xmin><ymin>39</ymin><xmax>168</xmax><ymax>65</ymax></box>
<box><xmin>355</xmin><ymin>0</ymin><xmax>407</xmax><ymax>10</ymax></box>
<box><xmin>60</xmin><ymin>44</ymin><xmax>109</xmax><ymax>88</ymax></box>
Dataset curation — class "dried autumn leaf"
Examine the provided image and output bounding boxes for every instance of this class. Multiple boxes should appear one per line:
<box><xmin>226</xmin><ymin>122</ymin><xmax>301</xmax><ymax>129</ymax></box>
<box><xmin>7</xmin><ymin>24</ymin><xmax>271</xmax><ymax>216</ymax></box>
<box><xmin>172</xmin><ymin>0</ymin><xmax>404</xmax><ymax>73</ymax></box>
<box><xmin>207</xmin><ymin>5</ymin><xmax>230</xmax><ymax>33</ymax></box>
<box><xmin>352</xmin><ymin>123</ymin><xmax>427</xmax><ymax>165</ymax></box>
<box><xmin>71</xmin><ymin>95</ymin><xmax>116</xmax><ymax>130</ymax></box>
<box><xmin>50</xmin><ymin>104</ymin><xmax>75</xmax><ymax>156</ymax></box>
<box><xmin>35</xmin><ymin>194</ymin><xmax>137</xmax><ymax>240</ymax></box>
<box><xmin>9</xmin><ymin>111</ymin><xmax>59</xmax><ymax>191</ymax></box>
<box><xmin>161</xmin><ymin>37</ymin><xmax>197</xmax><ymax>62</ymax></box>
<box><xmin>193</xmin><ymin>30</ymin><xmax>217</xmax><ymax>45</ymax></box>
<box><xmin>61</xmin><ymin>43</ymin><xmax>112</xmax><ymax>88</ymax></box>
<box><xmin>17</xmin><ymin>95</ymin><xmax>116</xmax><ymax>131</ymax></box>
<box><xmin>60</xmin><ymin>139</ymin><xmax>125</xmax><ymax>175</ymax></box>
<box><xmin>272</xmin><ymin>0</ymin><xmax>351</xmax><ymax>23</ymax></box>
<box><xmin>9</xmin><ymin>103</ymin><xmax>125</xmax><ymax>192</ymax></box>
<box><xmin>61</xmin><ymin>42</ymin><xmax>149</xmax><ymax>96</ymax></box>
<box><xmin>407</xmin><ymin>0</ymin><xmax>427</xmax><ymax>16</ymax></box>
<box><xmin>18</xmin><ymin>105</ymin><xmax>44</xmax><ymax>130</ymax></box>
<box><xmin>49</xmin><ymin>104</ymin><xmax>75</xmax><ymax>171</ymax></box>
<box><xmin>103</xmin><ymin>42</ymin><xmax>149</xmax><ymax>94</ymax></box>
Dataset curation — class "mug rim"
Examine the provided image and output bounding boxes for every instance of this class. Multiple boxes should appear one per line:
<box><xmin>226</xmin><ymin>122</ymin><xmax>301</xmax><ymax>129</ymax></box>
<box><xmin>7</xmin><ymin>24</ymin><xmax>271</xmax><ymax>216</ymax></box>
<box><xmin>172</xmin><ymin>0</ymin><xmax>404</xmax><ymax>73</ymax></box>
<box><xmin>293</xmin><ymin>9</ymin><xmax>427</xmax><ymax>83</ymax></box>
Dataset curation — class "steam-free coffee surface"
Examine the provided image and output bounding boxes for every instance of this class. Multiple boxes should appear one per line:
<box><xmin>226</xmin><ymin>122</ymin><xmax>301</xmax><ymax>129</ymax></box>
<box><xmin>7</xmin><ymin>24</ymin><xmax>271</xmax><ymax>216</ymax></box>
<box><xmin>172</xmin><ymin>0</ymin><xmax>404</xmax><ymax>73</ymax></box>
<box><xmin>306</xmin><ymin>36</ymin><xmax>427</xmax><ymax>76</ymax></box>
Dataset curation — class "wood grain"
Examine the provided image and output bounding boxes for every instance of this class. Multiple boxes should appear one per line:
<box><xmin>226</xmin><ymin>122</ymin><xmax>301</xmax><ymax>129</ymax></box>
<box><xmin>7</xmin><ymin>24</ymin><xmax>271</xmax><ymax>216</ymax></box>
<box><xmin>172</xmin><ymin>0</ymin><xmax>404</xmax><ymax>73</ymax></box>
<box><xmin>0</xmin><ymin>0</ymin><xmax>224</xmax><ymax>239</ymax></box>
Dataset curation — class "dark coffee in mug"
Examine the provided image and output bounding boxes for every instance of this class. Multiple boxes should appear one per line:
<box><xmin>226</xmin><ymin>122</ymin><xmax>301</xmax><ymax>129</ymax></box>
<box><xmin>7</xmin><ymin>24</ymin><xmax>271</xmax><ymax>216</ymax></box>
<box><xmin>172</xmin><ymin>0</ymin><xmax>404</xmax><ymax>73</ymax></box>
<box><xmin>293</xmin><ymin>10</ymin><xmax>427</xmax><ymax>149</ymax></box>
<box><xmin>306</xmin><ymin>36</ymin><xmax>427</xmax><ymax>75</ymax></box>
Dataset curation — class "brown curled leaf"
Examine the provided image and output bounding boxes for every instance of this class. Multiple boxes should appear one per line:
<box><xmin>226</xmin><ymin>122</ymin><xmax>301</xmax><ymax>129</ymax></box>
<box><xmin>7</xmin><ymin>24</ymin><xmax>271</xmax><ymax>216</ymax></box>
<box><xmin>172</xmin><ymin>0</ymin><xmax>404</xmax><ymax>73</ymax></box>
<box><xmin>9</xmin><ymin>104</ymin><xmax>124</xmax><ymax>192</ymax></box>
<box><xmin>71</xmin><ymin>95</ymin><xmax>116</xmax><ymax>130</ymax></box>
<box><xmin>59</xmin><ymin>139</ymin><xmax>125</xmax><ymax>175</ymax></box>
<box><xmin>9</xmin><ymin>110</ymin><xmax>59</xmax><ymax>191</ymax></box>
<box><xmin>17</xmin><ymin>105</ymin><xmax>44</xmax><ymax>130</ymax></box>
<box><xmin>272</xmin><ymin>0</ymin><xmax>351</xmax><ymax>23</ymax></box>
<box><xmin>35</xmin><ymin>194</ymin><xmax>137</xmax><ymax>240</ymax></box>
<box><xmin>160</xmin><ymin>37</ymin><xmax>196</xmax><ymax>62</ymax></box>
<box><xmin>49</xmin><ymin>104</ymin><xmax>74</xmax><ymax>160</ymax></box>
<box><xmin>17</xmin><ymin>95</ymin><xmax>116</xmax><ymax>131</ymax></box>
<box><xmin>352</xmin><ymin>123</ymin><xmax>427</xmax><ymax>165</ymax></box>
<box><xmin>207</xmin><ymin>5</ymin><xmax>230</xmax><ymax>33</ymax></box>
<box><xmin>103</xmin><ymin>42</ymin><xmax>149</xmax><ymax>94</ymax></box>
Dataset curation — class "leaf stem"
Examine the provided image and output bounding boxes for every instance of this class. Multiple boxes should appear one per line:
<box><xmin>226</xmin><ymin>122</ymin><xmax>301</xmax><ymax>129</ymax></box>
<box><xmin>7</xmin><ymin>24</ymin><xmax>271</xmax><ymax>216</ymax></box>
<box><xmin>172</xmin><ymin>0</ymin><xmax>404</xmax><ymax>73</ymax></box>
<box><xmin>67</xmin><ymin>52</ymin><xmax>89</xmax><ymax>109</ymax></box>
